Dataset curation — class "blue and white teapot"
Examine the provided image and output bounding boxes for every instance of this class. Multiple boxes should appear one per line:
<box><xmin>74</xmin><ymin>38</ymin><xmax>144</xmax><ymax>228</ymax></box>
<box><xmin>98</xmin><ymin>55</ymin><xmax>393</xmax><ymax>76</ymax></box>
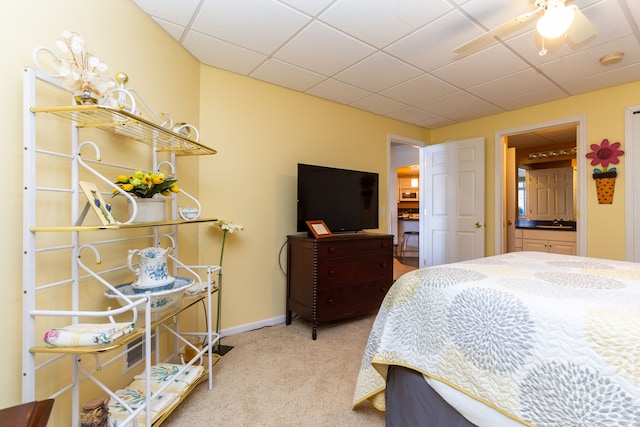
<box><xmin>127</xmin><ymin>246</ymin><xmax>175</xmax><ymax>291</ymax></box>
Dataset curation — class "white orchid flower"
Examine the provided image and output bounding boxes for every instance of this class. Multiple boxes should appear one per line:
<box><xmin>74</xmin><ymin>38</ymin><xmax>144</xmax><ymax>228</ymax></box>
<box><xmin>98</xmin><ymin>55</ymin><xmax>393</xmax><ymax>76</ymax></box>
<box><xmin>51</xmin><ymin>31</ymin><xmax>112</xmax><ymax>100</ymax></box>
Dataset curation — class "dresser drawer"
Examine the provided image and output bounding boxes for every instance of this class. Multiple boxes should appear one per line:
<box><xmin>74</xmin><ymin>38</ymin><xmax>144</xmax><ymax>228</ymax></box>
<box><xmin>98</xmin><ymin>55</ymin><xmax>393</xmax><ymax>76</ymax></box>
<box><xmin>316</xmin><ymin>237</ymin><xmax>391</xmax><ymax>259</ymax></box>
<box><xmin>286</xmin><ymin>233</ymin><xmax>394</xmax><ymax>339</ymax></box>
<box><xmin>316</xmin><ymin>254</ymin><xmax>392</xmax><ymax>288</ymax></box>
<box><xmin>316</xmin><ymin>280</ymin><xmax>390</xmax><ymax>321</ymax></box>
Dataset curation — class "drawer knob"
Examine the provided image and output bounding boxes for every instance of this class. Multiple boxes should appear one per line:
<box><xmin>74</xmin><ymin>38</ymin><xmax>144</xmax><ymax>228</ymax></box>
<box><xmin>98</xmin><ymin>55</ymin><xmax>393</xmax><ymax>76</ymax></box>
<box><xmin>328</xmin><ymin>247</ymin><xmax>335</xmax><ymax>253</ymax></box>
<box><xmin>380</xmin><ymin>262</ymin><xmax>387</xmax><ymax>268</ymax></box>
<box><xmin>327</xmin><ymin>298</ymin><xmax>334</xmax><ymax>305</ymax></box>
<box><xmin>380</xmin><ymin>287</ymin><xmax>387</xmax><ymax>293</ymax></box>
<box><xmin>328</xmin><ymin>270</ymin><xmax>336</xmax><ymax>276</ymax></box>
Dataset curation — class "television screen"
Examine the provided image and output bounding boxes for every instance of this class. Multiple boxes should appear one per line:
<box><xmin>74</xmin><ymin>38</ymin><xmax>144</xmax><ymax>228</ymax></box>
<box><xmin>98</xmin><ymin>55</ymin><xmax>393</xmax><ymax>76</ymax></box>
<box><xmin>297</xmin><ymin>163</ymin><xmax>379</xmax><ymax>233</ymax></box>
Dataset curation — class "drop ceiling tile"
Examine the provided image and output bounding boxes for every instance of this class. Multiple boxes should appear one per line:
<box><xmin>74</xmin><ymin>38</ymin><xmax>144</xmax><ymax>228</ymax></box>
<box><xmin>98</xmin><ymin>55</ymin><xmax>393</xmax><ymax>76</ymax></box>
<box><xmin>275</xmin><ymin>21</ymin><xmax>375</xmax><ymax>76</ymax></box>
<box><xmin>130</xmin><ymin>0</ymin><xmax>201</xmax><ymax>26</ymax></box>
<box><xmin>151</xmin><ymin>17</ymin><xmax>186</xmax><ymax>41</ymax></box>
<box><xmin>625</xmin><ymin>0</ymin><xmax>640</xmax><ymax>29</ymax></box>
<box><xmin>562</xmin><ymin>62</ymin><xmax>640</xmax><ymax>94</ymax></box>
<box><xmin>278</xmin><ymin>0</ymin><xmax>335</xmax><ymax>16</ymax></box>
<box><xmin>416</xmin><ymin>115</ymin><xmax>456</xmax><ymax>128</ymax></box>
<box><xmin>381</xmin><ymin>74</ymin><xmax>457</xmax><ymax>105</ymax></box>
<box><xmin>441</xmin><ymin>102</ymin><xmax>504</xmax><ymax>122</ymax></box>
<box><xmin>430</xmin><ymin>44</ymin><xmax>529</xmax><ymax>89</ymax></box>
<box><xmin>183</xmin><ymin>31</ymin><xmax>267</xmax><ymax>75</ymax></box>
<box><xmin>417</xmin><ymin>90</ymin><xmax>495</xmax><ymax>116</ymax></box>
<box><xmin>251</xmin><ymin>59</ymin><xmax>326</xmax><ymax>91</ymax></box>
<box><xmin>386</xmin><ymin>10</ymin><xmax>489</xmax><ymax>72</ymax></box>
<box><xmin>320</xmin><ymin>0</ymin><xmax>452</xmax><ymax>48</ymax></box>
<box><xmin>492</xmin><ymin>86</ymin><xmax>567</xmax><ymax>111</ymax></box>
<box><xmin>305</xmin><ymin>79</ymin><xmax>371</xmax><ymax>105</ymax></box>
<box><xmin>350</xmin><ymin>94</ymin><xmax>407</xmax><ymax>115</ymax></box>
<box><xmin>460</xmin><ymin>0</ymin><xmax>534</xmax><ymax>33</ymax></box>
<box><xmin>192</xmin><ymin>0</ymin><xmax>310</xmax><ymax>55</ymax></box>
<box><xmin>467</xmin><ymin>69</ymin><xmax>557</xmax><ymax>103</ymax></box>
<box><xmin>538</xmin><ymin>35</ymin><xmax>640</xmax><ymax>84</ymax></box>
<box><xmin>131</xmin><ymin>0</ymin><xmax>640</xmax><ymax>127</ymax></box>
<box><xmin>334</xmin><ymin>52</ymin><xmax>423</xmax><ymax>92</ymax></box>
<box><xmin>386</xmin><ymin>107</ymin><xmax>442</xmax><ymax>125</ymax></box>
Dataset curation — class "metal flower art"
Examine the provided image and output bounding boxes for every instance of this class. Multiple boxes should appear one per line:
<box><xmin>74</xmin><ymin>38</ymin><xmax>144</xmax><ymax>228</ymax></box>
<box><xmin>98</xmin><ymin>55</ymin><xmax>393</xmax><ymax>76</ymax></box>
<box><xmin>586</xmin><ymin>139</ymin><xmax>624</xmax><ymax>172</ymax></box>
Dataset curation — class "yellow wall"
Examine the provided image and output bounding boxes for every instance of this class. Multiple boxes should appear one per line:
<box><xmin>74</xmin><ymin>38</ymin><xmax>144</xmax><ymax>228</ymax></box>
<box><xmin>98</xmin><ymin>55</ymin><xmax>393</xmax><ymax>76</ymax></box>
<box><xmin>196</xmin><ymin>66</ymin><xmax>427</xmax><ymax>329</ymax></box>
<box><xmin>430</xmin><ymin>81</ymin><xmax>640</xmax><ymax>259</ymax></box>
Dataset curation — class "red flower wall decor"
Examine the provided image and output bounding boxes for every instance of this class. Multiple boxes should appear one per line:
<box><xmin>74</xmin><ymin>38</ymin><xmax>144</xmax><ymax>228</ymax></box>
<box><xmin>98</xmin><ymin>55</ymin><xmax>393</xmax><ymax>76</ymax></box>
<box><xmin>586</xmin><ymin>139</ymin><xmax>624</xmax><ymax>204</ymax></box>
<box><xmin>586</xmin><ymin>139</ymin><xmax>624</xmax><ymax>172</ymax></box>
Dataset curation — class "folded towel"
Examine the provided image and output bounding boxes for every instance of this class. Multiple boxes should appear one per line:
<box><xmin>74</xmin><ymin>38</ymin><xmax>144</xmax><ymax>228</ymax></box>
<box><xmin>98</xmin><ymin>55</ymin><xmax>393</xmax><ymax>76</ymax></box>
<box><xmin>133</xmin><ymin>363</ymin><xmax>204</xmax><ymax>392</ymax></box>
<box><xmin>43</xmin><ymin>322</ymin><xmax>134</xmax><ymax>347</ymax></box>
<box><xmin>108</xmin><ymin>385</ymin><xmax>179</xmax><ymax>427</ymax></box>
<box><xmin>127</xmin><ymin>379</ymin><xmax>187</xmax><ymax>395</ymax></box>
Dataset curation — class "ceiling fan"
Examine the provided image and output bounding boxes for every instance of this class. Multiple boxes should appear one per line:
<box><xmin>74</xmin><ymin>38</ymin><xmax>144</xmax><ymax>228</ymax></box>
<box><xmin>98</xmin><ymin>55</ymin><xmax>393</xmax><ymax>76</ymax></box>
<box><xmin>454</xmin><ymin>0</ymin><xmax>597</xmax><ymax>55</ymax></box>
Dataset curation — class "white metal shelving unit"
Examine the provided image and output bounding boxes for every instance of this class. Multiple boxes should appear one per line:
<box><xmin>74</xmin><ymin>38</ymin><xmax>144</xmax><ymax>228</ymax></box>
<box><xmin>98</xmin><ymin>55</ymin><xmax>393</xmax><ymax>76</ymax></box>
<box><xmin>22</xmin><ymin>66</ymin><xmax>220</xmax><ymax>426</ymax></box>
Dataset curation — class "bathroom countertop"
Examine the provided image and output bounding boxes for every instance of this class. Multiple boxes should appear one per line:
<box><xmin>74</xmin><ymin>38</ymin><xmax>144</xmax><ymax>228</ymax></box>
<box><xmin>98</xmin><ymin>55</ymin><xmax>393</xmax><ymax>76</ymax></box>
<box><xmin>515</xmin><ymin>219</ymin><xmax>576</xmax><ymax>231</ymax></box>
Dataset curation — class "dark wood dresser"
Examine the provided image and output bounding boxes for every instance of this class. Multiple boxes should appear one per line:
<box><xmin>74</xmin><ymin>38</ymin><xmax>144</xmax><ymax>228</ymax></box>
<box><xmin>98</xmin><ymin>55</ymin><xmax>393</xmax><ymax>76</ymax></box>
<box><xmin>286</xmin><ymin>233</ymin><xmax>393</xmax><ymax>339</ymax></box>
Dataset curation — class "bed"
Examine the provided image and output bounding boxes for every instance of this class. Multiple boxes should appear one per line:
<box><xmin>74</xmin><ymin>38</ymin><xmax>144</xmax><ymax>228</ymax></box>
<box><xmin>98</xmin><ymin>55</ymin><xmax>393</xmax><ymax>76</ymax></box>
<box><xmin>353</xmin><ymin>251</ymin><xmax>640</xmax><ymax>426</ymax></box>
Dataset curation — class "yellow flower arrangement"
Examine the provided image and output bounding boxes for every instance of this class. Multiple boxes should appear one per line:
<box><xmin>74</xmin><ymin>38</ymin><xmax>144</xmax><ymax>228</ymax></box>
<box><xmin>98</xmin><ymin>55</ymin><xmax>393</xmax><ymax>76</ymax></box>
<box><xmin>113</xmin><ymin>170</ymin><xmax>179</xmax><ymax>198</ymax></box>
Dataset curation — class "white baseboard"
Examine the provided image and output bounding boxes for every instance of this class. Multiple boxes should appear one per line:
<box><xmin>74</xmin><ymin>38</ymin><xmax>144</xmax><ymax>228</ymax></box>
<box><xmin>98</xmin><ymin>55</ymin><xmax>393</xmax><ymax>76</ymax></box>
<box><xmin>219</xmin><ymin>315</ymin><xmax>287</xmax><ymax>338</ymax></box>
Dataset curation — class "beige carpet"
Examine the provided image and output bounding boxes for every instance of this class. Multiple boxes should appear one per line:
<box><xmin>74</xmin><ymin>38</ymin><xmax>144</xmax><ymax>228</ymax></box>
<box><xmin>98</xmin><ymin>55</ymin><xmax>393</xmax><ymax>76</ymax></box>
<box><xmin>394</xmin><ymin>257</ymin><xmax>418</xmax><ymax>280</ymax></box>
<box><xmin>163</xmin><ymin>313</ymin><xmax>385</xmax><ymax>426</ymax></box>
<box><xmin>163</xmin><ymin>259</ymin><xmax>420</xmax><ymax>426</ymax></box>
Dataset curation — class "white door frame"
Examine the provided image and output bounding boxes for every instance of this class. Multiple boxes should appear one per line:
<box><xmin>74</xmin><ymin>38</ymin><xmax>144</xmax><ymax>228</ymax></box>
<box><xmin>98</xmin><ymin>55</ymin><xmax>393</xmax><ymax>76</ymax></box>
<box><xmin>494</xmin><ymin>116</ymin><xmax>587</xmax><ymax>256</ymax></box>
<box><xmin>387</xmin><ymin>133</ymin><xmax>426</xmax><ymax>251</ymax></box>
<box><xmin>624</xmin><ymin>105</ymin><xmax>640</xmax><ymax>261</ymax></box>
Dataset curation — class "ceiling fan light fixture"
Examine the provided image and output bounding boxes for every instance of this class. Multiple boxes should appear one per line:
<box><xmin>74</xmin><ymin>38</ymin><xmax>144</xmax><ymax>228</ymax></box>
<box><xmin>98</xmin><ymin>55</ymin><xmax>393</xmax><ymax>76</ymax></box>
<box><xmin>537</xmin><ymin>5</ymin><xmax>575</xmax><ymax>39</ymax></box>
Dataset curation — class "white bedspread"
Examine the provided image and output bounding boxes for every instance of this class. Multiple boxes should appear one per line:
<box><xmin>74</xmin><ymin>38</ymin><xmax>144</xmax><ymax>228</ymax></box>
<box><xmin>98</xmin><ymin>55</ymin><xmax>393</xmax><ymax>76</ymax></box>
<box><xmin>353</xmin><ymin>252</ymin><xmax>640</xmax><ymax>426</ymax></box>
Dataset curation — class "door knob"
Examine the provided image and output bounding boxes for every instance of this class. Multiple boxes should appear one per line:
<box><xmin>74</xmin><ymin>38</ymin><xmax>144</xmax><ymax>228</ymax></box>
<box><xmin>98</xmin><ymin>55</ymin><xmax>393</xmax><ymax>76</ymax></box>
<box><xmin>474</xmin><ymin>222</ymin><xmax>483</xmax><ymax>228</ymax></box>
<box><xmin>507</xmin><ymin>220</ymin><xmax>513</xmax><ymax>225</ymax></box>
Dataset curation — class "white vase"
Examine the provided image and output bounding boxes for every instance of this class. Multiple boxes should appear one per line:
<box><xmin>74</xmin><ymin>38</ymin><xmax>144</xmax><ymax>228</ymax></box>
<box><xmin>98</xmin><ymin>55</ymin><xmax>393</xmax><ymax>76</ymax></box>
<box><xmin>128</xmin><ymin>198</ymin><xmax>167</xmax><ymax>223</ymax></box>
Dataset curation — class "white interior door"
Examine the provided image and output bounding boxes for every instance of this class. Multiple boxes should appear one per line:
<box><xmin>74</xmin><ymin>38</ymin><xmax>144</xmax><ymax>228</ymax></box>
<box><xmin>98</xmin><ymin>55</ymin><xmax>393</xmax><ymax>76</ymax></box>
<box><xmin>420</xmin><ymin>137</ymin><xmax>485</xmax><ymax>267</ymax></box>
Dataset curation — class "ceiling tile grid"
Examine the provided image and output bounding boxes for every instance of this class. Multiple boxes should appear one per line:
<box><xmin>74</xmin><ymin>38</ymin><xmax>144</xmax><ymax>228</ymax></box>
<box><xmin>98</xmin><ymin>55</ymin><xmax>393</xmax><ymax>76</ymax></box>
<box><xmin>130</xmin><ymin>0</ymin><xmax>640</xmax><ymax>128</ymax></box>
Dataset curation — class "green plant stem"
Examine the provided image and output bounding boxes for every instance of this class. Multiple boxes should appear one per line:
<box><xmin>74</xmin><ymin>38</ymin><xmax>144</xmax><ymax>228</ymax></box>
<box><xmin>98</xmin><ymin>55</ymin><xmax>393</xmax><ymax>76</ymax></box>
<box><xmin>215</xmin><ymin>230</ymin><xmax>227</xmax><ymax>343</ymax></box>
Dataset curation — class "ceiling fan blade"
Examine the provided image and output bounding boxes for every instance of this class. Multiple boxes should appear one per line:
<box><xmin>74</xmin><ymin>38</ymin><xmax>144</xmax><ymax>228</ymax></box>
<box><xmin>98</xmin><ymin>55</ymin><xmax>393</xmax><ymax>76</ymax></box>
<box><xmin>566</xmin><ymin>5</ymin><xmax>596</xmax><ymax>44</ymax></box>
<box><xmin>454</xmin><ymin>8</ymin><xmax>543</xmax><ymax>54</ymax></box>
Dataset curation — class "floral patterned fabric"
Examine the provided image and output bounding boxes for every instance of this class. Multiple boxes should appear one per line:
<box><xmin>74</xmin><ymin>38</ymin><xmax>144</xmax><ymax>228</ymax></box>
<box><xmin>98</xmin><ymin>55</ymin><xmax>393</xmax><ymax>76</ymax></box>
<box><xmin>353</xmin><ymin>252</ymin><xmax>640</xmax><ymax>426</ymax></box>
<box><xmin>108</xmin><ymin>363</ymin><xmax>203</xmax><ymax>426</ymax></box>
<box><xmin>43</xmin><ymin>322</ymin><xmax>134</xmax><ymax>347</ymax></box>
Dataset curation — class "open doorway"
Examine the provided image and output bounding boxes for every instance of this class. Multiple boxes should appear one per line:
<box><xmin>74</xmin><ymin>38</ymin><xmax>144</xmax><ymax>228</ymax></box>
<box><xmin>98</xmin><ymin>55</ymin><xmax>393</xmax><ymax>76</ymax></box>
<box><xmin>495</xmin><ymin>116</ymin><xmax>587</xmax><ymax>256</ymax></box>
<box><xmin>396</xmin><ymin>163</ymin><xmax>419</xmax><ymax>267</ymax></box>
<box><xmin>389</xmin><ymin>135</ymin><xmax>424</xmax><ymax>268</ymax></box>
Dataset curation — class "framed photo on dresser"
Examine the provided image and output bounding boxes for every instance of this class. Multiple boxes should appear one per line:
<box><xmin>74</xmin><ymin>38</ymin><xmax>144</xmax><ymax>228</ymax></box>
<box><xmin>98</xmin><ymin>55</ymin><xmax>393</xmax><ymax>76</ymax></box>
<box><xmin>305</xmin><ymin>220</ymin><xmax>332</xmax><ymax>239</ymax></box>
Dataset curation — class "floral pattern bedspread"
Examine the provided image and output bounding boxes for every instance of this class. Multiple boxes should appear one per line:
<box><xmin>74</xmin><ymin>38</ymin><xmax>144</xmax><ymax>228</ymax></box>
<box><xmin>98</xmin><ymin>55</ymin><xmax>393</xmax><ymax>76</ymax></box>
<box><xmin>353</xmin><ymin>251</ymin><xmax>640</xmax><ymax>426</ymax></box>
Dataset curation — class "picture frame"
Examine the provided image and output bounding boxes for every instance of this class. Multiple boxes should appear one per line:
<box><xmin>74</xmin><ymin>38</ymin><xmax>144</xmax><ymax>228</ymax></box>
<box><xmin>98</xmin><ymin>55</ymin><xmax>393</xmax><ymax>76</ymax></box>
<box><xmin>305</xmin><ymin>220</ymin><xmax>333</xmax><ymax>239</ymax></box>
<box><xmin>79</xmin><ymin>181</ymin><xmax>118</xmax><ymax>225</ymax></box>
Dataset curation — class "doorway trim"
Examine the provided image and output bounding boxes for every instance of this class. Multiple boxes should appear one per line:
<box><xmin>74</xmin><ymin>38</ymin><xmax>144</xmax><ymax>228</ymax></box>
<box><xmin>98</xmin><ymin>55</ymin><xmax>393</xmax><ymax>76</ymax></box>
<box><xmin>624</xmin><ymin>104</ymin><xmax>640</xmax><ymax>261</ymax></box>
<box><xmin>388</xmin><ymin>133</ymin><xmax>426</xmax><ymax>258</ymax></box>
<box><xmin>494</xmin><ymin>115</ymin><xmax>587</xmax><ymax>256</ymax></box>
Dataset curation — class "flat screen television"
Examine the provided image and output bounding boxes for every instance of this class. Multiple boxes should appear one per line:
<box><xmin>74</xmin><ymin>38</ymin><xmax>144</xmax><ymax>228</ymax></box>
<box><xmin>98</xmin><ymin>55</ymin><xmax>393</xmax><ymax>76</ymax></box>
<box><xmin>297</xmin><ymin>163</ymin><xmax>379</xmax><ymax>233</ymax></box>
